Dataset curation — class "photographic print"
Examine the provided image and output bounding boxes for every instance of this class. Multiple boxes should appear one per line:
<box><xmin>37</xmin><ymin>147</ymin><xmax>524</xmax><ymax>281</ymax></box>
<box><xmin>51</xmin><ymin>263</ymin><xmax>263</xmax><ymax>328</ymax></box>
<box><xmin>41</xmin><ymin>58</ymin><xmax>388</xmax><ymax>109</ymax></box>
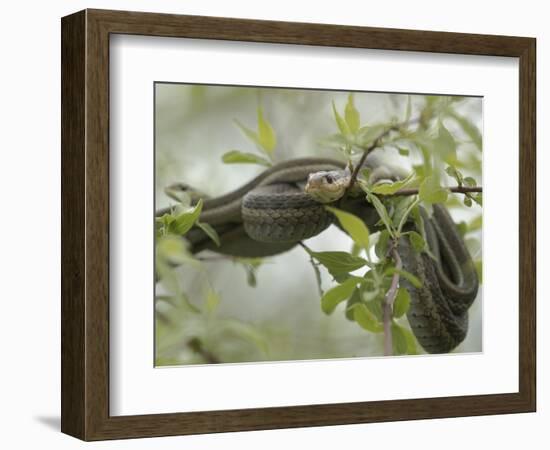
<box><xmin>61</xmin><ymin>11</ymin><xmax>535</xmax><ymax>439</ymax></box>
<box><xmin>154</xmin><ymin>84</ymin><xmax>483</xmax><ymax>366</ymax></box>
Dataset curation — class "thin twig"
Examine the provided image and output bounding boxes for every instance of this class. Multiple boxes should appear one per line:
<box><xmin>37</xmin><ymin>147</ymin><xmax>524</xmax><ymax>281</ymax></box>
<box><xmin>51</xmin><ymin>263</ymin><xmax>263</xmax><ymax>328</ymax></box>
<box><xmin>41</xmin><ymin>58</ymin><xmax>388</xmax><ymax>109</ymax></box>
<box><xmin>383</xmin><ymin>245</ymin><xmax>403</xmax><ymax>356</ymax></box>
<box><xmin>347</xmin><ymin>128</ymin><xmax>396</xmax><ymax>193</ymax></box>
<box><xmin>347</xmin><ymin>118</ymin><xmax>421</xmax><ymax>194</ymax></box>
<box><xmin>389</xmin><ymin>186</ymin><xmax>482</xmax><ymax>196</ymax></box>
<box><xmin>299</xmin><ymin>242</ymin><xmax>324</xmax><ymax>296</ymax></box>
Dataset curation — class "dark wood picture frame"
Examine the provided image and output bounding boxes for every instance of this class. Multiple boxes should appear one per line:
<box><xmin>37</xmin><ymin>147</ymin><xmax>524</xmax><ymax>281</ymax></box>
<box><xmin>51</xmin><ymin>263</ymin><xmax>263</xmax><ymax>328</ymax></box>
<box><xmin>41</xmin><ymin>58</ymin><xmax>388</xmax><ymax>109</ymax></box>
<box><xmin>61</xmin><ymin>8</ymin><xmax>536</xmax><ymax>441</ymax></box>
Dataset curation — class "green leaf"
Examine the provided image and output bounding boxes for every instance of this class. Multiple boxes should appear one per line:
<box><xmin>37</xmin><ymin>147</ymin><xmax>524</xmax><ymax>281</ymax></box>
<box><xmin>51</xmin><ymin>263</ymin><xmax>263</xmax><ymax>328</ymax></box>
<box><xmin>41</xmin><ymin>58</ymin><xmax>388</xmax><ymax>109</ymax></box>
<box><xmin>412</xmin><ymin>163</ymin><xmax>427</xmax><ymax>182</ymax></box>
<box><xmin>463</xmin><ymin>176</ymin><xmax>477</xmax><ymax>187</ymax></box>
<box><xmin>435</xmin><ymin>122</ymin><xmax>457</xmax><ymax>165</ymax></box>
<box><xmin>457</xmin><ymin>221</ymin><xmax>468</xmax><ymax>237</ymax></box>
<box><xmin>391</xmin><ymin>322</ymin><xmax>409</xmax><ymax>355</ymax></box>
<box><xmin>156</xmin><ymin>235</ymin><xmax>198</xmax><ymax>267</ymax></box>
<box><xmin>205</xmin><ymin>289</ymin><xmax>220</xmax><ymax>313</ymax></box>
<box><xmin>321</xmin><ymin>276</ymin><xmax>363</xmax><ymax>314</ymax></box>
<box><xmin>475</xmin><ymin>259</ymin><xmax>483</xmax><ymax>284</ymax></box>
<box><xmin>345</xmin><ymin>287</ymin><xmax>362</xmax><ymax>321</ymax></box>
<box><xmin>375</xmin><ymin>229</ymin><xmax>391</xmax><ymax>259</ymax></box>
<box><xmin>410</xmin><ymin>205</ymin><xmax>426</xmax><ymax>239</ymax></box>
<box><xmin>234</xmin><ymin>119</ymin><xmax>261</xmax><ymax>147</ymax></box>
<box><xmin>353</xmin><ymin>303</ymin><xmax>384</xmax><ymax>333</ymax></box>
<box><xmin>466</xmin><ymin>237</ymin><xmax>481</xmax><ymax>258</ymax></box>
<box><xmin>463</xmin><ymin>196</ymin><xmax>473</xmax><ymax>207</ymax></box>
<box><xmin>449</xmin><ymin>110</ymin><xmax>482</xmax><ymax>150</ymax></box>
<box><xmin>236</xmin><ymin>257</ymin><xmax>263</xmax><ymax>287</ymax></box>
<box><xmin>396</xmin><ymin>198</ymin><xmax>421</xmax><ymax>235</ymax></box>
<box><xmin>361</xmin><ymin>285</ymin><xmax>381</xmax><ymax>302</ymax></box>
<box><xmin>397</xmin><ymin>146</ymin><xmax>410</xmax><ymax>156</ymax></box>
<box><xmin>318</xmin><ymin>133</ymin><xmax>349</xmax><ymax>149</ymax></box>
<box><xmin>408</xmin><ymin>231</ymin><xmax>426</xmax><ymax>253</ymax></box>
<box><xmin>356</xmin><ymin>124</ymin><xmax>386</xmax><ymax>147</ymax></box>
<box><xmin>390</xmin><ymin>196</ymin><xmax>412</xmax><ymax>230</ymax></box>
<box><xmin>156</xmin><ymin>213</ymin><xmax>175</xmax><ymax>226</ymax></box>
<box><xmin>196</xmin><ymin>221</ymin><xmax>220</xmax><ymax>247</ymax></box>
<box><xmin>360</xmin><ymin>167</ymin><xmax>372</xmax><ymax>184</ymax></box>
<box><xmin>326</xmin><ymin>207</ymin><xmax>370</xmax><ymax>249</ymax></box>
<box><xmin>257</xmin><ymin>107</ymin><xmax>277</xmax><ymax>154</ymax></box>
<box><xmin>366</xmin><ymin>193</ymin><xmax>394</xmax><ymax>237</ymax></box>
<box><xmin>345</xmin><ymin>94</ymin><xmax>360</xmax><ymax>133</ymax></box>
<box><xmin>468</xmin><ymin>215</ymin><xmax>482</xmax><ymax>232</ymax></box>
<box><xmin>472</xmin><ymin>193</ymin><xmax>482</xmax><ymax>206</ymax></box>
<box><xmin>246</xmin><ymin>267</ymin><xmax>257</xmax><ymax>287</ymax></box>
<box><xmin>385</xmin><ymin>267</ymin><xmax>422</xmax><ymax>289</ymax></box>
<box><xmin>365</xmin><ymin>298</ymin><xmax>384</xmax><ymax>322</ymax></box>
<box><xmin>171</xmin><ymin>199</ymin><xmax>203</xmax><ymax>235</ymax></box>
<box><xmin>418</xmin><ymin>175</ymin><xmax>449</xmax><ymax>205</ymax></box>
<box><xmin>332</xmin><ymin>100</ymin><xmax>350</xmax><ymax>135</ymax></box>
<box><xmin>222</xmin><ymin>150</ymin><xmax>271</xmax><ymax>167</ymax></box>
<box><xmin>350</xmin><ymin>242</ymin><xmax>362</xmax><ymax>257</ymax></box>
<box><xmin>391</xmin><ymin>197</ymin><xmax>409</xmax><ymax>228</ymax></box>
<box><xmin>402</xmin><ymin>326</ymin><xmax>418</xmax><ymax>355</ymax></box>
<box><xmin>306</xmin><ymin>249</ymin><xmax>368</xmax><ymax>278</ymax></box>
<box><xmin>445</xmin><ymin>165</ymin><xmax>463</xmax><ymax>185</ymax></box>
<box><xmin>359</xmin><ymin>271</ymin><xmax>386</xmax><ymax>307</ymax></box>
<box><xmin>393</xmin><ymin>288</ymin><xmax>410</xmax><ymax>318</ymax></box>
<box><xmin>371</xmin><ymin>172</ymin><xmax>416</xmax><ymax>195</ymax></box>
<box><xmin>445</xmin><ymin>196</ymin><xmax>464</xmax><ymax>209</ymax></box>
<box><xmin>332</xmin><ymin>272</ymin><xmax>352</xmax><ymax>284</ymax></box>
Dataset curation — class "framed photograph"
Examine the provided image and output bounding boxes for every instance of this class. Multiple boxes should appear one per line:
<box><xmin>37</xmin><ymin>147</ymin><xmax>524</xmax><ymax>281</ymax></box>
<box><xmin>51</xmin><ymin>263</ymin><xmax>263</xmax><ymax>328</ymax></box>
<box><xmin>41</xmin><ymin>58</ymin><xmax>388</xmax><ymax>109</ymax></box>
<box><xmin>61</xmin><ymin>9</ymin><xmax>536</xmax><ymax>441</ymax></box>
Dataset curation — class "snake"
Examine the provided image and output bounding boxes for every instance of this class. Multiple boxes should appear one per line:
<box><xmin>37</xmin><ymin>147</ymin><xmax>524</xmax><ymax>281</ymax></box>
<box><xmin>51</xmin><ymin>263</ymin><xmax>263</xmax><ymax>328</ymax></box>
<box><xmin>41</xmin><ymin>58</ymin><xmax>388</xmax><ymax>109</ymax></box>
<box><xmin>158</xmin><ymin>157</ymin><xmax>479</xmax><ymax>354</ymax></box>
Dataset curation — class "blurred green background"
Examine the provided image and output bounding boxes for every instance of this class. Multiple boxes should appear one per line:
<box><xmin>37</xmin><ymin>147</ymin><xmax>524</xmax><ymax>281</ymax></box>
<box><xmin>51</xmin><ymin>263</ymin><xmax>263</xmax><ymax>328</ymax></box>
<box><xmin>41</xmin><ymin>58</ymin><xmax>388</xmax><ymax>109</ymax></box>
<box><xmin>155</xmin><ymin>84</ymin><xmax>482</xmax><ymax>366</ymax></box>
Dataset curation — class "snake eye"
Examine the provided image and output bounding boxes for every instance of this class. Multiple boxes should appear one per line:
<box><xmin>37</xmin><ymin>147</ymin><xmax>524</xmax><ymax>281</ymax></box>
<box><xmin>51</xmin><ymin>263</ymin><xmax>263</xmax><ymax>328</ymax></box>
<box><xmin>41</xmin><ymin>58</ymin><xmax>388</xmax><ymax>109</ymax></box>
<box><xmin>325</xmin><ymin>175</ymin><xmax>334</xmax><ymax>184</ymax></box>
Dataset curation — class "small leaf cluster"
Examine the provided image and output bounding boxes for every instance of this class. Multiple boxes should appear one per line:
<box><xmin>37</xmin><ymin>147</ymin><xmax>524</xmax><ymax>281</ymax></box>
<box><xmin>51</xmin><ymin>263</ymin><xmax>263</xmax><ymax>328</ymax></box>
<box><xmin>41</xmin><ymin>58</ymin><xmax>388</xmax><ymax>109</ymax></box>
<box><xmin>156</xmin><ymin>286</ymin><xmax>270</xmax><ymax>366</ymax></box>
<box><xmin>304</xmin><ymin>201</ymin><xmax>422</xmax><ymax>355</ymax></box>
<box><xmin>157</xmin><ymin>92</ymin><xmax>483</xmax><ymax>361</ymax></box>
<box><xmin>445</xmin><ymin>165</ymin><xmax>482</xmax><ymax>207</ymax></box>
<box><xmin>155</xmin><ymin>208</ymin><xmax>269</xmax><ymax>366</ymax></box>
<box><xmin>321</xmin><ymin>94</ymin><xmax>391</xmax><ymax>159</ymax></box>
<box><xmin>310</xmin><ymin>94</ymin><xmax>483</xmax><ymax>355</ymax></box>
<box><xmin>360</xmin><ymin>174</ymin><xmax>426</xmax><ymax>252</ymax></box>
<box><xmin>222</xmin><ymin>106</ymin><xmax>277</xmax><ymax>167</ymax></box>
<box><xmin>156</xmin><ymin>198</ymin><xmax>221</xmax><ymax>247</ymax></box>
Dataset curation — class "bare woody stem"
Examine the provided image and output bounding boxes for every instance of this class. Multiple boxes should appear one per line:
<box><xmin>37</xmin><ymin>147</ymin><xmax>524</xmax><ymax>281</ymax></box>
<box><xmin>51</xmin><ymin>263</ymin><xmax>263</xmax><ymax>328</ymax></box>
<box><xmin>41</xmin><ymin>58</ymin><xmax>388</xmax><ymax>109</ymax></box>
<box><xmin>383</xmin><ymin>245</ymin><xmax>403</xmax><ymax>356</ymax></box>
<box><xmin>298</xmin><ymin>241</ymin><xmax>324</xmax><ymax>297</ymax></box>
<box><xmin>390</xmin><ymin>186</ymin><xmax>482</xmax><ymax>196</ymax></box>
<box><xmin>348</xmin><ymin>127</ymin><xmax>397</xmax><ymax>192</ymax></box>
<box><xmin>347</xmin><ymin>118</ymin><xmax>422</xmax><ymax>193</ymax></box>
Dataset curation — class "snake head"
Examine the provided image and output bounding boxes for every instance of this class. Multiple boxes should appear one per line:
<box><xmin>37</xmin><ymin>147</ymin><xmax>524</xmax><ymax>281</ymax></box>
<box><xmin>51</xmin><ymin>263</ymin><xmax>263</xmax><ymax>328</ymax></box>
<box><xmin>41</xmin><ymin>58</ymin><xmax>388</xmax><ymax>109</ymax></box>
<box><xmin>305</xmin><ymin>169</ymin><xmax>350</xmax><ymax>203</ymax></box>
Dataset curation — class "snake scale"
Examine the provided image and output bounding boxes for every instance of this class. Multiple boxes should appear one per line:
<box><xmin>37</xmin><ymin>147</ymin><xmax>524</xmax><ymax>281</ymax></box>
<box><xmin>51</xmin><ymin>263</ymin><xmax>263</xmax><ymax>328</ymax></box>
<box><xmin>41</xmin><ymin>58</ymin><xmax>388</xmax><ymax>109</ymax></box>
<box><xmin>159</xmin><ymin>158</ymin><xmax>479</xmax><ymax>354</ymax></box>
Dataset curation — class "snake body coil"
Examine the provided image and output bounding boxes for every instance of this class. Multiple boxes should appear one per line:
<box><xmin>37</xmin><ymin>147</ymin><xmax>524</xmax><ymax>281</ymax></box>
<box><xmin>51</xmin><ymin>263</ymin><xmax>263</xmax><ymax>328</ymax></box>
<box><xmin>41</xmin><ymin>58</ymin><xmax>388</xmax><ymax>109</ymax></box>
<box><xmin>159</xmin><ymin>158</ymin><xmax>479</xmax><ymax>354</ymax></box>
<box><xmin>400</xmin><ymin>205</ymin><xmax>478</xmax><ymax>353</ymax></box>
<box><xmin>242</xmin><ymin>184</ymin><xmax>334</xmax><ymax>243</ymax></box>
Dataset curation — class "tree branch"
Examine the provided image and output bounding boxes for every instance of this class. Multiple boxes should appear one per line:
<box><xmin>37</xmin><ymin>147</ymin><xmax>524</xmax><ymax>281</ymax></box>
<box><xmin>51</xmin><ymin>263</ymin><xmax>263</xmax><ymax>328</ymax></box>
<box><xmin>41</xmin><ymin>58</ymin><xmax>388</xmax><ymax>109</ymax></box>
<box><xmin>346</xmin><ymin>118</ymin><xmax>421</xmax><ymax>194</ymax></box>
<box><xmin>390</xmin><ymin>186</ymin><xmax>482</xmax><ymax>196</ymax></box>
<box><xmin>347</xmin><ymin>127</ymin><xmax>396</xmax><ymax>192</ymax></box>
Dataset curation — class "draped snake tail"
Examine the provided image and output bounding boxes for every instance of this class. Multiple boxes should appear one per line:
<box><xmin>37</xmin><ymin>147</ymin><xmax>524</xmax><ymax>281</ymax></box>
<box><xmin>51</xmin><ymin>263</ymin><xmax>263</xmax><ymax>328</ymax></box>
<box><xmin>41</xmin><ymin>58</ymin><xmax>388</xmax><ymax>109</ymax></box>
<box><xmin>399</xmin><ymin>204</ymin><xmax>479</xmax><ymax>353</ymax></box>
<box><xmin>158</xmin><ymin>158</ymin><xmax>479</xmax><ymax>353</ymax></box>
